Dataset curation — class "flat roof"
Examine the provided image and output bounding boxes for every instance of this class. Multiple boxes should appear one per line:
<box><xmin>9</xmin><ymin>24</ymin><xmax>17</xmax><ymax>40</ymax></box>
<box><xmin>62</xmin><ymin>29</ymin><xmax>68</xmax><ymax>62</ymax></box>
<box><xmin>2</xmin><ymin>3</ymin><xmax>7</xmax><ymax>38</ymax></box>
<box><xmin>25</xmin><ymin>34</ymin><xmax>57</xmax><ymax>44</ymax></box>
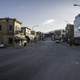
<box><xmin>0</xmin><ymin>17</ymin><xmax>22</xmax><ymax>24</ymax></box>
<box><xmin>21</xmin><ymin>27</ymin><xmax>31</xmax><ymax>30</ymax></box>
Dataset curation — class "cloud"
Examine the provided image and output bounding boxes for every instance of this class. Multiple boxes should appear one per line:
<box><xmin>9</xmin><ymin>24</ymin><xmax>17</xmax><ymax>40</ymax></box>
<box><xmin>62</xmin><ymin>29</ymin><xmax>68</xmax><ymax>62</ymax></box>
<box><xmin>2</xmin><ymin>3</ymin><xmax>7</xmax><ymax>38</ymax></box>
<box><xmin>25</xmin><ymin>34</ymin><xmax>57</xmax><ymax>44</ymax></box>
<box><xmin>42</xmin><ymin>19</ymin><xmax>55</xmax><ymax>25</ymax></box>
<box><xmin>34</xmin><ymin>19</ymin><xmax>56</xmax><ymax>33</ymax></box>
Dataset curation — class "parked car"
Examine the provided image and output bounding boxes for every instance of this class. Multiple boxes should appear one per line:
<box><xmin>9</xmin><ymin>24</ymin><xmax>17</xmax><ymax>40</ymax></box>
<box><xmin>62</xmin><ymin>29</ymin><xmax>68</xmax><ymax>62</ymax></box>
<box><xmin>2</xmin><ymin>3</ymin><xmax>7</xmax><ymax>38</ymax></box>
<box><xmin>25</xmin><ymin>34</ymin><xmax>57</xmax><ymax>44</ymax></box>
<box><xmin>23</xmin><ymin>40</ymin><xmax>27</xmax><ymax>47</ymax></box>
<box><xmin>0</xmin><ymin>43</ymin><xmax>7</xmax><ymax>48</ymax></box>
<box><xmin>55</xmin><ymin>40</ymin><xmax>60</xmax><ymax>43</ymax></box>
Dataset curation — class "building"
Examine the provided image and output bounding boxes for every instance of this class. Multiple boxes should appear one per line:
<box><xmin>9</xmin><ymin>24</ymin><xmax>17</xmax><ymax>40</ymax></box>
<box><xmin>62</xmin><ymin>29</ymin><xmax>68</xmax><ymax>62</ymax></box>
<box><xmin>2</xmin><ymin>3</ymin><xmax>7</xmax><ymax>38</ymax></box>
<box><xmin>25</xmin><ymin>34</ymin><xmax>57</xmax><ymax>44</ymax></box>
<box><xmin>74</xmin><ymin>14</ymin><xmax>80</xmax><ymax>38</ymax></box>
<box><xmin>21</xmin><ymin>27</ymin><xmax>31</xmax><ymax>43</ymax></box>
<box><xmin>36</xmin><ymin>31</ymin><xmax>42</xmax><ymax>40</ymax></box>
<box><xmin>21</xmin><ymin>27</ymin><xmax>37</xmax><ymax>42</ymax></box>
<box><xmin>60</xmin><ymin>29</ymin><xmax>66</xmax><ymax>41</ymax></box>
<box><xmin>74</xmin><ymin>14</ymin><xmax>80</xmax><ymax>44</ymax></box>
<box><xmin>0</xmin><ymin>18</ymin><xmax>26</xmax><ymax>47</ymax></box>
<box><xmin>65</xmin><ymin>24</ymin><xmax>74</xmax><ymax>43</ymax></box>
<box><xmin>53</xmin><ymin>29</ymin><xmax>66</xmax><ymax>41</ymax></box>
<box><xmin>21</xmin><ymin>27</ymin><xmax>31</xmax><ymax>36</ymax></box>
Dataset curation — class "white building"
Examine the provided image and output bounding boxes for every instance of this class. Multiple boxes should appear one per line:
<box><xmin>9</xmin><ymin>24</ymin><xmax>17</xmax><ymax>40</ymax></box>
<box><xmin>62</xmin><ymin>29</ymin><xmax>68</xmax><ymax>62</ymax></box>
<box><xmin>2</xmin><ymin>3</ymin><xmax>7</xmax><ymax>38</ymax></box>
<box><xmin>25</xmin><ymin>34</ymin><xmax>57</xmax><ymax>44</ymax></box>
<box><xmin>74</xmin><ymin>14</ymin><xmax>80</xmax><ymax>44</ymax></box>
<box><xmin>21</xmin><ymin>27</ymin><xmax>36</xmax><ymax>41</ymax></box>
<box><xmin>74</xmin><ymin>14</ymin><xmax>80</xmax><ymax>37</ymax></box>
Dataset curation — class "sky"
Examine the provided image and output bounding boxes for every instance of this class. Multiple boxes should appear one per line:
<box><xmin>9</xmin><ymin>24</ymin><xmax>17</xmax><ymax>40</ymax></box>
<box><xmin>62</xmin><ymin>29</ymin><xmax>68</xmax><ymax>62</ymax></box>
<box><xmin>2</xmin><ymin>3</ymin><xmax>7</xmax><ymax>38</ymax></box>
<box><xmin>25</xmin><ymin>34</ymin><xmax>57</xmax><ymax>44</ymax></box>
<box><xmin>0</xmin><ymin>0</ymin><xmax>80</xmax><ymax>33</ymax></box>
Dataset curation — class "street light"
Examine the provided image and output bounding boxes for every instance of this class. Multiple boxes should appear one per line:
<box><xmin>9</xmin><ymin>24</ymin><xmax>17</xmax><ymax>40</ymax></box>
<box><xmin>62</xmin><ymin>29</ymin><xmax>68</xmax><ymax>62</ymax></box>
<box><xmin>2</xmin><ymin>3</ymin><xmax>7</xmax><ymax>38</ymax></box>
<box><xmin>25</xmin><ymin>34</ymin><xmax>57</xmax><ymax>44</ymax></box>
<box><xmin>73</xmin><ymin>4</ymin><xmax>80</xmax><ymax>7</ymax></box>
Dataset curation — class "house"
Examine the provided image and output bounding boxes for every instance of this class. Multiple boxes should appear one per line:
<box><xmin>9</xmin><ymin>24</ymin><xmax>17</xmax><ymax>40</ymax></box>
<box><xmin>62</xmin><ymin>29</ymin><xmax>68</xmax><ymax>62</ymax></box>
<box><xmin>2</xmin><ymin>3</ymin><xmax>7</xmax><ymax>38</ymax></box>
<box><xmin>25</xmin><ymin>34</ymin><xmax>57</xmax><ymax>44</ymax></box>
<box><xmin>21</xmin><ymin>27</ymin><xmax>37</xmax><ymax>42</ymax></box>
<box><xmin>21</xmin><ymin>27</ymin><xmax>31</xmax><ymax>43</ymax></box>
<box><xmin>0</xmin><ymin>17</ymin><xmax>26</xmax><ymax>47</ymax></box>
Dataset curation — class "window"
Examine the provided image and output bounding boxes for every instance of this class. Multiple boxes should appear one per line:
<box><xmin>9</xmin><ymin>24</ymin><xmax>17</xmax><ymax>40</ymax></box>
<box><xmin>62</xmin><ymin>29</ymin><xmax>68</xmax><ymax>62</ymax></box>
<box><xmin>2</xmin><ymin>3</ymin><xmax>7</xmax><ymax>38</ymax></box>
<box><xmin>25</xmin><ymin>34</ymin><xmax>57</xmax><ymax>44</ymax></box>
<box><xmin>31</xmin><ymin>31</ymin><xmax>35</xmax><ymax>35</ymax></box>
<box><xmin>0</xmin><ymin>25</ymin><xmax>2</xmax><ymax>31</ymax></box>
<box><xmin>9</xmin><ymin>25</ymin><xmax>13</xmax><ymax>31</ymax></box>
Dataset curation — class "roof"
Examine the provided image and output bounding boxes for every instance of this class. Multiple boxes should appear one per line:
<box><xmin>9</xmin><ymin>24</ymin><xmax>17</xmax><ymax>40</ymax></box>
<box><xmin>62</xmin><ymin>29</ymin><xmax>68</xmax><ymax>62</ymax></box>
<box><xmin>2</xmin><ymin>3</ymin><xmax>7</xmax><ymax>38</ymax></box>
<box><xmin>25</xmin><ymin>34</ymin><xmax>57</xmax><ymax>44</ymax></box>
<box><xmin>0</xmin><ymin>17</ymin><xmax>22</xmax><ymax>24</ymax></box>
<box><xmin>21</xmin><ymin>27</ymin><xmax>31</xmax><ymax>30</ymax></box>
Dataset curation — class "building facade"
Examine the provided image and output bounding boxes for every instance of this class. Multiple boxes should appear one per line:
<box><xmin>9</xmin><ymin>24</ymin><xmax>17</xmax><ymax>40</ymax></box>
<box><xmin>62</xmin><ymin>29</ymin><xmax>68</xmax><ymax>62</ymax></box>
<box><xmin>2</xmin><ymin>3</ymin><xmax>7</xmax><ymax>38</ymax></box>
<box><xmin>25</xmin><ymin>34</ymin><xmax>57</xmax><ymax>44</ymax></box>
<box><xmin>21</xmin><ymin>27</ymin><xmax>37</xmax><ymax>42</ymax></box>
<box><xmin>53</xmin><ymin>29</ymin><xmax>65</xmax><ymax>41</ymax></box>
<box><xmin>74</xmin><ymin>14</ymin><xmax>80</xmax><ymax>38</ymax></box>
<box><xmin>0</xmin><ymin>18</ymin><xmax>26</xmax><ymax>47</ymax></box>
<box><xmin>65</xmin><ymin>24</ymin><xmax>74</xmax><ymax>44</ymax></box>
<box><xmin>73</xmin><ymin>14</ymin><xmax>80</xmax><ymax>44</ymax></box>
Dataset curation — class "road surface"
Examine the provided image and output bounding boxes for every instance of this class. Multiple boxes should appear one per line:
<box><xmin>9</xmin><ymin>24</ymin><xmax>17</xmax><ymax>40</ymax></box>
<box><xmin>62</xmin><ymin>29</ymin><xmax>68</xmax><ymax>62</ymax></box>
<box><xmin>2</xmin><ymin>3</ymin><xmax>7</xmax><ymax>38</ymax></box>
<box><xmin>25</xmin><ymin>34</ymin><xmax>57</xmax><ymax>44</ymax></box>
<box><xmin>1</xmin><ymin>39</ymin><xmax>80</xmax><ymax>80</ymax></box>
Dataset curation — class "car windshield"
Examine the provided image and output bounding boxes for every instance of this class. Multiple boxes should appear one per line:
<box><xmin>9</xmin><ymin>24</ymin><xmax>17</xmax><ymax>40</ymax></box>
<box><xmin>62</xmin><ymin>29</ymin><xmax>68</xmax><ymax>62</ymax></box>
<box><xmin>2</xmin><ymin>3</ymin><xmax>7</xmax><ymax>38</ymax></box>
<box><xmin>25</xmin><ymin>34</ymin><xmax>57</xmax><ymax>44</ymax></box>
<box><xmin>1</xmin><ymin>0</ymin><xmax>80</xmax><ymax>80</ymax></box>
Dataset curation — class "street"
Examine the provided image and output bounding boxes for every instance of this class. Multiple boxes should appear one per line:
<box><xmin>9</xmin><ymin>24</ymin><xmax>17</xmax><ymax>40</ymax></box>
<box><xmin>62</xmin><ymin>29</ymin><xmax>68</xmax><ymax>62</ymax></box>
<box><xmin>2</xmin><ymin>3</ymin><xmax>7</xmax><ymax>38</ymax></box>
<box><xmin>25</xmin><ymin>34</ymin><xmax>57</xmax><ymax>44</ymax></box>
<box><xmin>1</xmin><ymin>39</ymin><xmax>80</xmax><ymax>80</ymax></box>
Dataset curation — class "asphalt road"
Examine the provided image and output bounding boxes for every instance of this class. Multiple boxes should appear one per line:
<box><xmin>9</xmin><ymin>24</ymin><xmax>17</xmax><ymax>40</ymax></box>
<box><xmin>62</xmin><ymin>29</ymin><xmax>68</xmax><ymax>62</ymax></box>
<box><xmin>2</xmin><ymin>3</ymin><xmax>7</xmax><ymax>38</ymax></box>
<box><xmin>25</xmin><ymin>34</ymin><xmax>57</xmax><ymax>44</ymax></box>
<box><xmin>1</xmin><ymin>39</ymin><xmax>80</xmax><ymax>80</ymax></box>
